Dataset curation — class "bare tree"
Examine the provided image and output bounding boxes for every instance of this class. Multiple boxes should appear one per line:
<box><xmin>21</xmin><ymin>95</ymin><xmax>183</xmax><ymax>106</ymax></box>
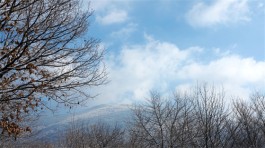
<box><xmin>0</xmin><ymin>0</ymin><xmax>106</xmax><ymax>139</ymax></box>
<box><xmin>231</xmin><ymin>95</ymin><xmax>265</xmax><ymax>147</ymax></box>
<box><xmin>61</xmin><ymin>121</ymin><xmax>89</xmax><ymax>148</ymax></box>
<box><xmin>128</xmin><ymin>91</ymin><xmax>195</xmax><ymax>148</ymax></box>
<box><xmin>192</xmin><ymin>84</ymin><xmax>230</xmax><ymax>148</ymax></box>
<box><xmin>87</xmin><ymin>122</ymin><xmax>125</xmax><ymax>148</ymax></box>
<box><xmin>128</xmin><ymin>84</ymin><xmax>241</xmax><ymax>148</ymax></box>
<box><xmin>61</xmin><ymin>121</ymin><xmax>125</xmax><ymax>148</ymax></box>
<box><xmin>250</xmin><ymin>92</ymin><xmax>265</xmax><ymax>139</ymax></box>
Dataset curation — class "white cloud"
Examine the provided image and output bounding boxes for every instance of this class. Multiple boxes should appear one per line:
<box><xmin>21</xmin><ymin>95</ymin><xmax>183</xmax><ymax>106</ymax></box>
<box><xmin>97</xmin><ymin>9</ymin><xmax>128</xmax><ymax>25</ymax></box>
<box><xmin>89</xmin><ymin>0</ymin><xmax>113</xmax><ymax>11</ymax></box>
<box><xmin>94</xmin><ymin>35</ymin><xmax>200</xmax><ymax>103</ymax></box>
<box><xmin>179</xmin><ymin>56</ymin><xmax>265</xmax><ymax>83</ymax></box>
<box><xmin>187</xmin><ymin>0</ymin><xmax>251</xmax><ymax>27</ymax></box>
<box><xmin>93</xmin><ymin>35</ymin><xmax>265</xmax><ymax>104</ymax></box>
<box><xmin>89</xmin><ymin>0</ymin><xmax>129</xmax><ymax>11</ymax></box>
<box><xmin>177</xmin><ymin>55</ymin><xmax>265</xmax><ymax>99</ymax></box>
<box><xmin>86</xmin><ymin>0</ymin><xmax>131</xmax><ymax>25</ymax></box>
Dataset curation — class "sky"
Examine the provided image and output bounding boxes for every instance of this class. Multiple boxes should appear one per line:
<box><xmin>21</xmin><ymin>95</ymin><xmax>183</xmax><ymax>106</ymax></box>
<box><xmin>80</xmin><ymin>0</ymin><xmax>265</xmax><ymax>105</ymax></box>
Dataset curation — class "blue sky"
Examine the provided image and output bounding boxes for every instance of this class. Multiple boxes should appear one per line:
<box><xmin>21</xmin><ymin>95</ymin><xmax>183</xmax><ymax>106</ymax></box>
<box><xmin>81</xmin><ymin>0</ymin><xmax>265</xmax><ymax>105</ymax></box>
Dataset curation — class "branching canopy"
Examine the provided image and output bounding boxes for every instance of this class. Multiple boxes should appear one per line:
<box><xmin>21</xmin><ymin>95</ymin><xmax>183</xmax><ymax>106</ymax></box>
<box><xmin>0</xmin><ymin>0</ymin><xmax>106</xmax><ymax>139</ymax></box>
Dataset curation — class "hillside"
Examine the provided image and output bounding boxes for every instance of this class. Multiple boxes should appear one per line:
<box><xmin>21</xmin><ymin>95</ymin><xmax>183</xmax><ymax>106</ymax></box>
<box><xmin>23</xmin><ymin>104</ymin><xmax>132</xmax><ymax>143</ymax></box>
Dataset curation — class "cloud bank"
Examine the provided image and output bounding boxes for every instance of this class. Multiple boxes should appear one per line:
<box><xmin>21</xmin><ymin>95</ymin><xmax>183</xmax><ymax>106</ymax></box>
<box><xmin>94</xmin><ymin>35</ymin><xmax>265</xmax><ymax>104</ymax></box>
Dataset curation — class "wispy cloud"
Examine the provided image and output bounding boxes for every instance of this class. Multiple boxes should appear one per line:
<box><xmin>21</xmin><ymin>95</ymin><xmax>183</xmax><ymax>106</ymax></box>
<box><xmin>111</xmin><ymin>23</ymin><xmax>138</xmax><ymax>39</ymax></box>
<box><xmin>87</xmin><ymin>0</ymin><xmax>130</xmax><ymax>25</ymax></box>
<box><xmin>96</xmin><ymin>9</ymin><xmax>128</xmax><ymax>25</ymax></box>
<box><xmin>89</xmin><ymin>0</ymin><xmax>129</xmax><ymax>11</ymax></box>
<box><xmin>186</xmin><ymin>0</ymin><xmax>250</xmax><ymax>27</ymax></box>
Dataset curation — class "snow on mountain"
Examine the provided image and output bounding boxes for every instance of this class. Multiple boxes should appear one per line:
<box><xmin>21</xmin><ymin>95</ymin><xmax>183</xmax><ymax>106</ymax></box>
<box><xmin>27</xmin><ymin>104</ymin><xmax>132</xmax><ymax>143</ymax></box>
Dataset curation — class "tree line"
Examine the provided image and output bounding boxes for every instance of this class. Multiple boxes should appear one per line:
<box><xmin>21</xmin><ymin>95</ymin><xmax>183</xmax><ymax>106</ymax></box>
<box><xmin>3</xmin><ymin>84</ymin><xmax>264</xmax><ymax>148</ymax></box>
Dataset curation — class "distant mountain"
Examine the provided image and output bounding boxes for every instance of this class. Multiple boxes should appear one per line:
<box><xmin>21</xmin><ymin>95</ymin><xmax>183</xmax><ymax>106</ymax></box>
<box><xmin>23</xmin><ymin>104</ymin><xmax>132</xmax><ymax>143</ymax></box>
